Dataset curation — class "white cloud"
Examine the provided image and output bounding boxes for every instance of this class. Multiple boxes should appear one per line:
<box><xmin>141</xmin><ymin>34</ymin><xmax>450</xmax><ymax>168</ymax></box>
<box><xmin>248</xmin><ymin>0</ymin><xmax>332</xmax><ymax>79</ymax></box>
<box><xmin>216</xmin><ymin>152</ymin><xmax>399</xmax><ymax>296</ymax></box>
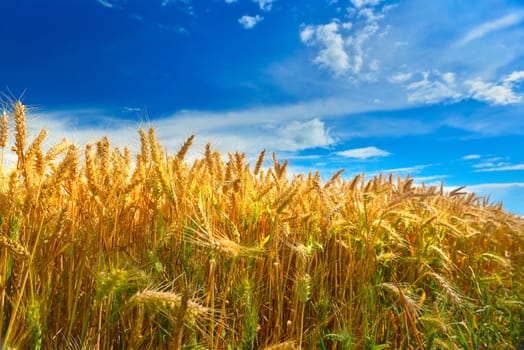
<box><xmin>19</xmin><ymin>92</ymin><xmax>427</xmax><ymax>169</ymax></box>
<box><xmin>413</xmin><ymin>174</ymin><xmax>448</xmax><ymax>183</ymax></box>
<box><xmin>463</xmin><ymin>154</ymin><xmax>481</xmax><ymax>160</ymax></box>
<box><xmin>406</xmin><ymin>71</ymin><xmax>462</xmax><ymax>104</ymax></box>
<box><xmin>301</xmin><ymin>21</ymin><xmax>351</xmax><ymax>76</ymax></box>
<box><xmin>350</xmin><ymin>0</ymin><xmax>383</xmax><ymax>8</ymax></box>
<box><xmin>225</xmin><ymin>0</ymin><xmax>238</xmax><ymax>3</ymax></box>
<box><xmin>472</xmin><ymin>157</ymin><xmax>508</xmax><ymax>169</ymax></box>
<box><xmin>96</xmin><ymin>0</ymin><xmax>114</xmax><ymax>8</ymax></box>
<box><xmin>123</xmin><ymin>107</ymin><xmax>143</xmax><ymax>112</ymax></box>
<box><xmin>238</xmin><ymin>15</ymin><xmax>264</xmax><ymax>29</ymax></box>
<box><xmin>300</xmin><ymin>26</ymin><xmax>315</xmax><ymax>42</ymax></box>
<box><xmin>253</xmin><ymin>0</ymin><xmax>275</xmax><ymax>11</ymax></box>
<box><xmin>350</xmin><ymin>22</ymin><xmax>380</xmax><ymax>74</ymax></box>
<box><xmin>442</xmin><ymin>72</ymin><xmax>456</xmax><ymax>85</ymax></box>
<box><xmin>444</xmin><ymin>110</ymin><xmax>524</xmax><ymax>135</ymax></box>
<box><xmin>503</xmin><ymin>70</ymin><xmax>524</xmax><ymax>85</ymax></box>
<box><xmin>369</xmin><ymin>59</ymin><xmax>379</xmax><ymax>71</ymax></box>
<box><xmin>336</xmin><ymin>146</ymin><xmax>390</xmax><ymax>159</ymax></box>
<box><xmin>474</xmin><ymin>163</ymin><xmax>524</xmax><ymax>172</ymax></box>
<box><xmin>466</xmin><ymin>70</ymin><xmax>524</xmax><ymax>105</ymax></box>
<box><xmin>391</xmin><ymin>68</ymin><xmax>524</xmax><ymax>106</ymax></box>
<box><xmin>161</xmin><ymin>0</ymin><xmax>194</xmax><ymax>15</ymax></box>
<box><xmin>157</xmin><ymin>24</ymin><xmax>188</xmax><ymax>34</ymax></box>
<box><xmin>466</xmin><ymin>79</ymin><xmax>521</xmax><ymax>105</ymax></box>
<box><xmin>14</xmin><ymin>90</ymin><xmax>474</xmax><ymax>171</ymax></box>
<box><xmin>358</xmin><ymin>7</ymin><xmax>385</xmax><ymax>22</ymax></box>
<box><xmin>301</xmin><ymin>4</ymin><xmax>393</xmax><ymax>78</ymax></box>
<box><xmin>22</xmin><ymin>99</ymin><xmax>357</xmax><ymax>163</ymax></box>
<box><xmin>275</xmin><ymin>119</ymin><xmax>334</xmax><ymax>151</ymax></box>
<box><xmin>380</xmin><ymin>164</ymin><xmax>431</xmax><ymax>174</ymax></box>
<box><xmin>388</xmin><ymin>72</ymin><xmax>413</xmax><ymax>83</ymax></box>
<box><xmin>472</xmin><ymin>162</ymin><xmax>494</xmax><ymax>168</ymax></box>
<box><xmin>0</xmin><ymin>108</ymin><xmax>139</xmax><ymax>170</ymax></box>
<box><xmin>466</xmin><ymin>182</ymin><xmax>524</xmax><ymax>190</ymax></box>
<box><xmin>366</xmin><ymin>164</ymin><xmax>434</xmax><ymax>180</ymax></box>
<box><xmin>459</xmin><ymin>12</ymin><xmax>524</xmax><ymax>45</ymax></box>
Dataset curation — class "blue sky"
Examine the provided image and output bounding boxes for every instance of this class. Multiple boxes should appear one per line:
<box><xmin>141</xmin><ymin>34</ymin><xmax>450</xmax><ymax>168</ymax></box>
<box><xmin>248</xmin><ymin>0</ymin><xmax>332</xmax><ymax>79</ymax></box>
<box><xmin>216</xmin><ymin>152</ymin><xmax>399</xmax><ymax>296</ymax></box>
<box><xmin>1</xmin><ymin>0</ymin><xmax>523</xmax><ymax>215</ymax></box>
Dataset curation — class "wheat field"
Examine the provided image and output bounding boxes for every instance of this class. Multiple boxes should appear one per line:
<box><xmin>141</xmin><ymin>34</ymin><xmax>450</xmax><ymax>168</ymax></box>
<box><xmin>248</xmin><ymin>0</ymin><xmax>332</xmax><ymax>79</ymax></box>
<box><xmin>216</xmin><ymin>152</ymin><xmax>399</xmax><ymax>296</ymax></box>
<box><xmin>0</xmin><ymin>101</ymin><xmax>523</xmax><ymax>349</ymax></box>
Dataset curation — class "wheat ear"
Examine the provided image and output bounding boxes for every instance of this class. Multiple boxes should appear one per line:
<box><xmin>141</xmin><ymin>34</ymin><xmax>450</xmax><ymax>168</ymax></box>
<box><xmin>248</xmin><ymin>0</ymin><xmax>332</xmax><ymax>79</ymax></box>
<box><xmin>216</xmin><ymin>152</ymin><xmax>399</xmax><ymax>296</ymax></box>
<box><xmin>0</xmin><ymin>109</ymin><xmax>8</xmax><ymax>172</ymax></box>
<box><xmin>12</xmin><ymin>101</ymin><xmax>27</xmax><ymax>171</ymax></box>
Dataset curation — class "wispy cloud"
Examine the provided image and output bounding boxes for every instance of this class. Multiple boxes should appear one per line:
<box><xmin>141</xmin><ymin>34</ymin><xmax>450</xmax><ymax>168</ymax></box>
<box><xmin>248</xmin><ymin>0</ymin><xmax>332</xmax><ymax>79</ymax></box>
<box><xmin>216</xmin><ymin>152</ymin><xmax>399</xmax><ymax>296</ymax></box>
<box><xmin>444</xmin><ymin>110</ymin><xmax>524</xmax><ymax>136</ymax></box>
<box><xmin>503</xmin><ymin>71</ymin><xmax>524</xmax><ymax>84</ymax></box>
<box><xmin>466</xmin><ymin>182</ymin><xmax>524</xmax><ymax>190</ymax></box>
<box><xmin>474</xmin><ymin>163</ymin><xmax>524</xmax><ymax>172</ymax></box>
<box><xmin>350</xmin><ymin>0</ymin><xmax>383</xmax><ymax>9</ymax></box>
<box><xmin>157</xmin><ymin>23</ymin><xmax>188</xmax><ymax>34</ymax></box>
<box><xmin>238</xmin><ymin>15</ymin><xmax>264</xmax><ymax>29</ymax></box>
<box><xmin>336</xmin><ymin>146</ymin><xmax>390</xmax><ymax>159</ymax></box>
<box><xmin>24</xmin><ymin>92</ymin><xmax>442</xmax><ymax>165</ymax></box>
<box><xmin>94</xmin><ymin>0</ymin><xmax>192</xmax><ymax>32</ymax></box>
<box><xmin>253</xmin><ymin>0</ymin><xmax>276</xmax><ymax>11</ymax></box>
<box><xmin>347</xmin><ymin>21</ymin><xmax>379</xmax><ymax>75</ymax></box>
<box><xmin>413</xmin><ymin>174</ymin><xmax>448</xmax><ymax>183</ymax></box>
<box><xmin>469</xmin><ymin>156</ymin><xmax>520</xmax><ymax>172</ymax></box>
<box><xmin>388</xmin><ymin>72</ymin><xmax>413</xmax><ymax>84</ymax></box>
<box><xmin>394</xmin><ymin>69</ymin><xmax>524</xmax><ymax>106</ymax></box>
<box><xmin>364</xmin><ymin>164</ymin><xmax>435</xmax><ymax>181</ymax></box>
<box><xmin>168</xmin><ymin>96</ymin><xmax>403</xmax><ymax>132</ymax></box>
<box><xmin>472</xmin><ymin>159</ymin><xmax>506</xmax><ymax>168</ymax></box>
<box><xmin>459</xmin><ymin>12</ymin><xmax>524</xmax><ymax>45</ymax></box>
<box><xmin>122</xmin><ymin>107</ymin><xmax>143</xmax><ymax>113</ymax></box>
<box><xmin>154</xmin><ymin>0</ymin><xmax>194</xmax><ymax>16</ymax></box>
<box><xmin>96</xmin><ymin>0</ymin><xmax>114</xmax><ymax>8</ymax></box>
<box><xmin>3</xmin><ymin>112</ymin><xmax>330</xmax><ymax>170</ymax></box>
<box><xmin>24</xmin><ymin>100</ymin><xmax>346</xmax><ymax>162</ymax></box>
<box><xmin>380</xmin><ymin>164</ymin><xmax>432</xmax><ymax>175</ymax></box>
<box><xmin>463</xmin><ymin>154</ymin><xmax>481</xmax><ymax>160</ymax></box>
<box><xmin>406</xmin><ymin>71</ymin><xmax>461</xmax><ymax>104</ymax></box>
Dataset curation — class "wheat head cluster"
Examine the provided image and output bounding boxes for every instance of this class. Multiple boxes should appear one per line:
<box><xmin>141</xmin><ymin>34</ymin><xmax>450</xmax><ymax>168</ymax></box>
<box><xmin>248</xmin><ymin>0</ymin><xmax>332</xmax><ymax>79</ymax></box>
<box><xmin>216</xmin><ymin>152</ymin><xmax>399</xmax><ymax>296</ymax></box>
<box><xmin>0</xmin><ymin>101</ymin><xmax>523</xmax><ymax>349</ymax></box>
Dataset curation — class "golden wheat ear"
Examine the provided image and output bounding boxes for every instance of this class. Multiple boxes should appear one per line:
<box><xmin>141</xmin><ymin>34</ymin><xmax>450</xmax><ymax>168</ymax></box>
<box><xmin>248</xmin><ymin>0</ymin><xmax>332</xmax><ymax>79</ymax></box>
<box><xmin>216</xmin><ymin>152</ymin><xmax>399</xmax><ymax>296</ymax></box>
<box><xmin>254</xmin><ymin>149</ymin><xmax>266</xmax><ymax>176</ymax></box>
<box><xmin>0</xmin><ymin>109</ymin><xmax>8</xmax><ymax>172</ymax></box>
<box><xmin>174</xmin><ymin>134</ymin><xmax>195</xmax><ymax>163</ymax></box>
<box><xmin>12</xmin><ymin>101</ymin><xmax>27</xmax><ymax>157</ymax></box>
